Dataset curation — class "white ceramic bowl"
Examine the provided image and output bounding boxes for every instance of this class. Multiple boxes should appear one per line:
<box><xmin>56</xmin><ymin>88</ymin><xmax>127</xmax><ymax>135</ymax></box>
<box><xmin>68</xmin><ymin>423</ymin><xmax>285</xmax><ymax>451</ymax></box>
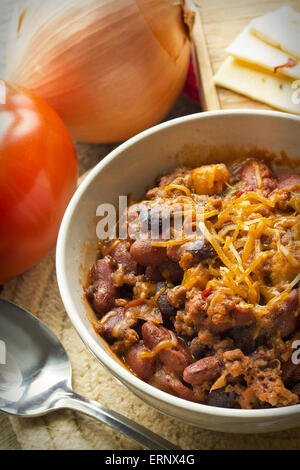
<box><xmin>56</xmin><ymin>110</ymin><xmax>300</xmax><ymax>433</ymax></box>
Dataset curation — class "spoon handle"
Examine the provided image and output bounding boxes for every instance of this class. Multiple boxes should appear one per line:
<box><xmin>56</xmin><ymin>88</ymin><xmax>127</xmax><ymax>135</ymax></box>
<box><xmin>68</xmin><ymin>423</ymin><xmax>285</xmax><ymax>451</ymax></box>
<box><xmin>59</xmin><ymin>391</ymin><xmax>179</xmax><ymax>450</ymax></box>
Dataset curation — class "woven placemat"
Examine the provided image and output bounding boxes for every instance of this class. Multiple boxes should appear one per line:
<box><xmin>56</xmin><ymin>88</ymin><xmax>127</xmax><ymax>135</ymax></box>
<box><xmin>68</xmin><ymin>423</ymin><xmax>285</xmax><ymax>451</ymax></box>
<box><xmin>2</xmin><ymin>246</ymin><xmax>300</xmax><ymax>450</ymax></box>
<box><xmin>1</xmin><ymin>100</ymin><xmax>300</xmax><ymax>449</ymax></box>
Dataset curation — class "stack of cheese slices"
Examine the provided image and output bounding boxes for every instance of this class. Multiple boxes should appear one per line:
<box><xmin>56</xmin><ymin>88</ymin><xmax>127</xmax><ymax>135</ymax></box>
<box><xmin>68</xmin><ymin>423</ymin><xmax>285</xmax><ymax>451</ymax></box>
<box><xmin>214</xmin><ymin>6</ymin><xmax>300</xmax><ymax>115</ymax></box>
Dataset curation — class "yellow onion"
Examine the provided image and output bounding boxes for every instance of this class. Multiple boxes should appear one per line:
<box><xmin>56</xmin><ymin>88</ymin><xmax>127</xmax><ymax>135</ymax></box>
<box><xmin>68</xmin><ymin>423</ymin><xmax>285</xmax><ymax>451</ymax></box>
<box><xmin>5</xmin><ymin>0</ymin><xmax>192</xmax><ymax>143</ymax></box>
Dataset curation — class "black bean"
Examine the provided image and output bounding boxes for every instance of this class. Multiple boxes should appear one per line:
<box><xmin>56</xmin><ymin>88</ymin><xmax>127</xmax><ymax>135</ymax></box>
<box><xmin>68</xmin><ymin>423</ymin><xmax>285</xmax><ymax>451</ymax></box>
<box><xmin>183</xmin><ymin>237</ymin><xmax>215</xmax><ymax>261</ymax></box>
<box><xmin>155</xmin><ymin>282</ymin><xmax>177</xmax><ymax>319</ymax></box>
<box><xmin>228</xmin><ymin>322</ymin><xmax>256</xmax><ymax>355</ymax></box>
<box><xmin>159</xmin><ymin>260</ymin><xmax>183</xmax><ymax>284</ymax></box>
<box><xmin>207</xmin><ymin>388</ymin><xmax>240</xmax><ymax>409</ymax></box>
<box><xmin>133</xmin><ymin>206</ymin><xmax>172</xmax><ymax>240</ymax></box>
<box><xmin>189</xmin><ymin>337</ymin><xmax>207</xmax><ymax>360</ymax></box>
<box><xmin>291</xmin><ymin>383</ymin><xmax>300</xmax><ymax>399</ymax></box>
<box><xmin>256</xmin><ymin>400</ymin><xmax>273</xmax><ymax>409</ymax></box>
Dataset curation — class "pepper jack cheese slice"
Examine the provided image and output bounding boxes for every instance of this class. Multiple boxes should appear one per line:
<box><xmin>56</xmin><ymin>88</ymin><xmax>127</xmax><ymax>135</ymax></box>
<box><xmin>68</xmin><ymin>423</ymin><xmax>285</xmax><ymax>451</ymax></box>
<box><xmin>227</xmin><ymin>27</ymin><xmax>300</xmax><ymax>80</ymax></box>
<box><xmin>250</xmin><ymin>6</ymin><xmax>300</xmax><ymax>60</ymax></box>
<box><xmin>214</xmin><ymin>57</ymin><xmax>300</xmax><ymax>115</ymax></box>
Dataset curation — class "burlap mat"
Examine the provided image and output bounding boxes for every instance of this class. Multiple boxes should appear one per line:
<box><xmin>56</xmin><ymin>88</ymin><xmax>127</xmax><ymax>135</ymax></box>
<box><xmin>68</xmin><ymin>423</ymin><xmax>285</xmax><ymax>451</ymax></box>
<box><xmin>1</xmin><ymin>99</ymin><xmax>300</xmax><ymax>449</ymax></box>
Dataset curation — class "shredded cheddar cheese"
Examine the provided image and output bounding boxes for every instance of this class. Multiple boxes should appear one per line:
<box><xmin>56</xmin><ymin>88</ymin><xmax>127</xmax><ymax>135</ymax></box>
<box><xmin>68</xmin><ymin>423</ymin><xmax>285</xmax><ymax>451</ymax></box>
<box><xmin>139</xmin><ymin>331</ymin><xmax>178</xmax><ymax>359</ymax></box>
<box><xmin>151</xmin><ymin>236</ymin><xmax>196</xmax><ymax>247</ymax></box>
<box><xmin>197</xmin><ymin>185</ymin><xmax>299</xmax><ymax>314</ymax></box>
<box><xmin>154</xmin><ymin>287</ymin><xmax>166</xmax><ymax>303</ymax></box>
<box><xmin>164</xmin><ymin>184</ymin><xmax>191</xmax><ymax>197</ymax></box>
<box><xmin>254</xmin><ymin>161</ymin><xmax>263</xmax><ymax>189</ymax></box>
<box><xmin>144</xmin><ymin>163</ymin><xmax>300</xmax><ymax>319</ymax></box>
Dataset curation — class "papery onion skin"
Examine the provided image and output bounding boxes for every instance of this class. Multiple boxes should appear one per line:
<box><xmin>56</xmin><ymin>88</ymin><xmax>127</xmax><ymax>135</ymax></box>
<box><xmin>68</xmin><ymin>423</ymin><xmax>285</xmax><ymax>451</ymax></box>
<box><xmin>5</xmin><ymin>0</ymin><xmax>191</xmax><ymax>143</ymax></box>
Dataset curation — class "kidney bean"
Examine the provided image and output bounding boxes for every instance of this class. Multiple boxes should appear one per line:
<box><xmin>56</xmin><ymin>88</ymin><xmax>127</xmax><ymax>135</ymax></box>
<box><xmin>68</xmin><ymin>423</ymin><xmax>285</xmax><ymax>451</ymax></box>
<box><xmin>141</xmin><ymin>321</ymin><xmax>168</xmax><ymax>349</ymax></box>
<box><xmin>276</xmin><ymin>289</ymin><xmax>299</xmax><ymax>338</ymax></box>
<box><xmin>149</xmin><ymin>368</ymin><xmax>197</xmax><ymax>402</ymax></box>
<box><xmin>159</xmin><ymin>342</ymin><xmax>193</xmax><ymax>375</ymax></box>
<box><xmin>231</xmin><ymin>306</ymin><xmax>255</xmax><ymax>326</ymax></box>
<box><xmin>95</xmin><ymin>307</ymin><xmax>124</xmax><ymax>340</ymax></box>
<box><xmin>109</xmin><ymin>241</ymin><xmax>137</xmax><ymax>274</ymax></box>
<box><xmin>141</xmin><ymin>321</ymin><xmax>192</xmax><ymax>374</ymax></box>
<box><xmin>242</xmin><ymin>161</ymin><xmax>277</xmax><ymax>193</ymax></box>
<box><xmin>145</xmin><ymin>266</ymin><xmax>163</xmax><ymax>282</ymax></box>
<box><xmin>259</xmin><ymin>290</ymin><xmax>299</xmax><ymax>340</ymax></box>
<box><xmin>166</xmin><ymin>244</ymin><xmax>182</xmax><ymax>263</ymax></box>
<box><xmin>130</xmin><ymin>238</ymin><xmax>169</xmax><ymax>267</ymax></box>
<box><xmin>277</xmin><ymin>174</ymin><xmax>300</xmax><ymax>192</ymax></box>
<box><xmin>183</xmin><ymin>355</ymin><xmax>224</xmax><ymax>385</ymax></box>
<box><xmin>126</xmin><ymin>343</ymin><xmax>155</xmax><ymax>381</ymax></box>
<box><xmin>86</xmin><ymin>259</ymin><xmax>117</xmax><ymax>314</ymax></box>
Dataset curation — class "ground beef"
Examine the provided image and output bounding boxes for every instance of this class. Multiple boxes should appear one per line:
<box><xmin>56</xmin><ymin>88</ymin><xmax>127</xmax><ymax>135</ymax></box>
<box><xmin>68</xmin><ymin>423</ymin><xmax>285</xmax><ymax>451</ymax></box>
<box><xmin>86</xmin><ymin>158</ymin><xmax>300</xmax><ymax>409</ymax></box>
<box><xmin>146</xmin><ymin>168</ymin><xmax>188</xmax><ymax>199</ymax></box>
<box><xmin>260</xmin><ymin>289</ymin><xmax>299</xmax><ymax>338</ymax></box>
<box><xmin>222</xmin><ymin>348</ymin><xmax>298</xmax><ymax>408</ymax></box>
<box><xmin>167</xmin><ymin>285</ymin><xmax>186</xmax><ymax>308</ymax></box>
<box><xmin>248</xmin><ymin>368</ymin><xmax>298</xmax><ymax>408</ymax></box>
<box><xmin>174</xmin><ymin>310</ymin><xmax>196</xmax><ymax>337</ymax></box>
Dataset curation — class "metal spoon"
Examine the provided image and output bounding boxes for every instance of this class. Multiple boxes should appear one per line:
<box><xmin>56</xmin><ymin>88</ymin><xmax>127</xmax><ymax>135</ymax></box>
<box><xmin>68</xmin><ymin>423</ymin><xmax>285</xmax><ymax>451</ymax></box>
<box><xmin>0</xmin><ymin>299</ymin><xmax>178</xmax><ymax>450</ymax></box>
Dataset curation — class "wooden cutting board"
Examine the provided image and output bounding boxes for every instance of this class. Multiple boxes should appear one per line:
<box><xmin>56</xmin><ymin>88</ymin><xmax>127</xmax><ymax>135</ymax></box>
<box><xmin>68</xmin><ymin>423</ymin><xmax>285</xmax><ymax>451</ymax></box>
<box><xmin>191</xmin><ymin>0</ymin><xmax>300</xmax><ymax>111</ymax></box>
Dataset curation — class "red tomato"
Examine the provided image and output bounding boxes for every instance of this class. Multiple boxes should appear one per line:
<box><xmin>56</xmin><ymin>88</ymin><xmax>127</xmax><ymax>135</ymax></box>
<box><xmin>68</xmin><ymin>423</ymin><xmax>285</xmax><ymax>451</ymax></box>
<box><xmin>0</xmin><ymin>81</ymin><xmax>78</xmax><ymax>283</ymax></box>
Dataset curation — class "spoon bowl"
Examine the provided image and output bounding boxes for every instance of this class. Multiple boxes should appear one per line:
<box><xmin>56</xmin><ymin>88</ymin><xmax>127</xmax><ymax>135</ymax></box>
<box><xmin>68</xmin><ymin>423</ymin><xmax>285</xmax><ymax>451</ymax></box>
<box><xmin>0</xmin><ymin>299</ymin><xmax>71</xmax><ymax>417</ymax></box>
<box><xmin>0</xmin><ymin>299</ymin><xmax>178</xmax><ymax>449</ymax></box>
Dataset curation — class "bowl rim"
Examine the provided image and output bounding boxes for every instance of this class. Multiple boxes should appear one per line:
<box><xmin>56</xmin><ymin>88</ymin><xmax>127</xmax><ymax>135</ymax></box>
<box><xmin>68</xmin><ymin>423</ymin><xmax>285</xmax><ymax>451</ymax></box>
<box><xmin>56</xmin><ymin>109</ymin><xmax>300</xmax><ymax>420</ymax></box>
